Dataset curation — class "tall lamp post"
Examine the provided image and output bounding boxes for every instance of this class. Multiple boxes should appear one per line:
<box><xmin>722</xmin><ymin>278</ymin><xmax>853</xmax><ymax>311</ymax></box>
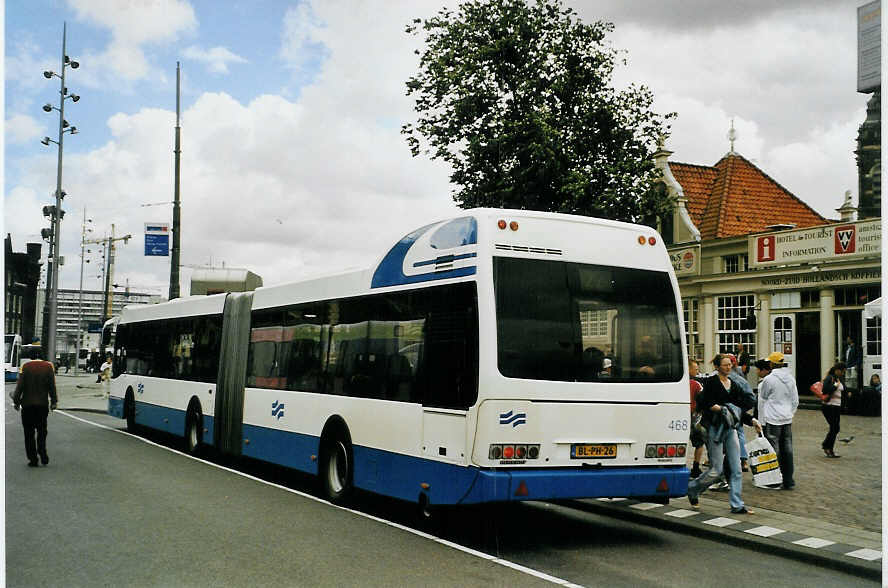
<box><xmin>40</xmin><ymin>22</ymin><xmax>80</xmax><ymax>365</ymax></box>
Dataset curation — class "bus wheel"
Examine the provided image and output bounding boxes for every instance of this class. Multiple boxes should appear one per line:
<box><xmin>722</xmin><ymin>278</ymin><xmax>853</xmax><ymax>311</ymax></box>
<box><xmin>320</xmin><ymin>437</ymin><xmax>353</xmax><ymax>504</ymax></box>
<box><xmin>124</xmin><ymin>389</ymin><xmax>137</xmax><ymax>432</ymax></box>
<box><xmin>184</xmin><ymin>403</ymin><xmax>202</xmax><ymax>456</ymax></box>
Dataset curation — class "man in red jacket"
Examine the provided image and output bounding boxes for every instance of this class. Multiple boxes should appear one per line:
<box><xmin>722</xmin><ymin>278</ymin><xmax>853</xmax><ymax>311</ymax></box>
<box><xmin>11</xmin><ymin>351</ymin><xmax>58</xmax><ymax>467</ymax></box>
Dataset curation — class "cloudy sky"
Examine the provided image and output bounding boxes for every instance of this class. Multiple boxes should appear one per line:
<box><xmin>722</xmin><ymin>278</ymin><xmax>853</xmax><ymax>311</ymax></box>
<box><xmin>4</xmin><ymin>0</ymin><xmax>874</xmax><ymax>297</ymax></box>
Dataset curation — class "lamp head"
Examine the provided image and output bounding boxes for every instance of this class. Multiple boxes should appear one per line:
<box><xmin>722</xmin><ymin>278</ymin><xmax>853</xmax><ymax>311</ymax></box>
<box><xmin>62</xmin><ymin>119</ymin><xmax>69</xmax><ymax>128</ymax></box>
<box><xmin>70</xmin><ymin>61</ymin><xmax>79</xmax><ymax>69</ymax></box>
<box><xmin>41</xmin><ymin>137</ymin><xmax>50</xmax><ymax>146</ymax></box>
<box><xmin>71</xmin><ymin>94</ymin><xmax>80</xmax><ymax>102</ymax></box>
<box><xmin>43</xmin><ymin>103</ymin><xmax>52</xmax><ymax>112</ymax></box>
<box><xmin>69</xmin><ymin>126</ymin><xmax>78</xmax><ymax>134</ymax></box>
<box><xmin>43</xmin><ymin>70</ymin><xmax>53</xmax><ymax>79</ymax></box>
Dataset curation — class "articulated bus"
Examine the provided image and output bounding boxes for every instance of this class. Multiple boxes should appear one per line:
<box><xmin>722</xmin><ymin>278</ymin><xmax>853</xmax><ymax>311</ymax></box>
<box><xmin>5</xmin><ymin>334</ymin><xmax>22</xmax><ymax>381</ymax></box>
<box><xmin>108</xmin><ymin>209</ymin><xmax>690</xmax><ymax>509</ymax></box>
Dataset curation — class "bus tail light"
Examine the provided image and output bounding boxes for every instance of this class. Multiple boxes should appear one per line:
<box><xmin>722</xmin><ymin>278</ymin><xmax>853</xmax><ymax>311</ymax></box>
<box><xmin>489</xmin><ymin>444</ymin><xmax>540</xmax><ymax>461</ymax></box>
<box><xmin>645</xmin><ymin>443</ymin><xmax>687</xmax><ymax>459</ymax></box>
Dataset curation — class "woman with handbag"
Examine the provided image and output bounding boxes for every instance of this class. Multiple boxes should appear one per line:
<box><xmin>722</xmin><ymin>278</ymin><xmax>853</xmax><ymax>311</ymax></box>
<box><xmin>821</xmin><ymin>362</ymin><xmax>846</xmax><ymax>458</ymax></box>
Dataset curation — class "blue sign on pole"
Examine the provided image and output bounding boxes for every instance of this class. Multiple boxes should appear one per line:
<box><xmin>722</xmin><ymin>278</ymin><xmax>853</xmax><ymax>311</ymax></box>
<box><xmin>145</xmin><ymin>233</ymin><xmax>169</xmax><ymax>256</ymax></box>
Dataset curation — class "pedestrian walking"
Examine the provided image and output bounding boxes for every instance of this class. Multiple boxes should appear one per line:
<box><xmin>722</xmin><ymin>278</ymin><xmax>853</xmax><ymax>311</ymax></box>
<box><xmin>821</xmin><ymin>362</ymin><xmax>846</xmax><ymax>458</ymax></box>
<box><xmin>687</xmin><ymin>354</ymin><xmax>762</xmax><ymax>514</ymax></box>
<box><xmin>10</xmin><ymin>348</ymin><xmax>58</xmax><ymax>467</ymax></box>
<box><xmin>688</xmin><ymin>359</ymin><xmax>706</xmax><ymax>479</ymax></box>
<box><xmin>755</xmin><ymin>353</ymin><xmax>799</xmax><ymax>489</ymax></box>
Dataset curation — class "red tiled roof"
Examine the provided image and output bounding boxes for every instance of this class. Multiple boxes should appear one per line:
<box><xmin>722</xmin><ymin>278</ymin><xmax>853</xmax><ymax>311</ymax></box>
<box><xmin>669</xmin><ymin>153</ymin><xmax>828</xmax><ymax>239</ymax></box>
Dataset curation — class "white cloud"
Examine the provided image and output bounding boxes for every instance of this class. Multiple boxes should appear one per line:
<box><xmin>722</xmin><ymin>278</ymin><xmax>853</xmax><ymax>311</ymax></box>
<box><xmin>182</xmin><ymin>45</ymin><xmax>247</xmax><ymax>74</ymax></box>
<box><xmin>5</xmin><ymin>0</ymin><xmax>869</xmax><ymax>297</ymax></box>
<box><xmin>5</xmin><ymin>115</ymin><xmax>47</xmax><ymax>145</ymax></box>
<box><xmin>65</xmin><ymin>0</ymin><xmax>197</xmax><ymax>83</ymax></box>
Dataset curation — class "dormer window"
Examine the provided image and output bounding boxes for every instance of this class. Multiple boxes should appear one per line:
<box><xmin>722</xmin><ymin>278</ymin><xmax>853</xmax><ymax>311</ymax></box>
<box><xmin>723</xmin><ymin>254</ymin><xmax>748</xmax><ymax>274</ymax></box>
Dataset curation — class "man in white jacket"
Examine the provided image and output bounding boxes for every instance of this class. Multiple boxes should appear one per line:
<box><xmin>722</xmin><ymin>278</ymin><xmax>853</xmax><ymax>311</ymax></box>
<box><xmin>755</xmin><ymin>352</ymin><xmax>799</xmax><ymax>490</ymax></box>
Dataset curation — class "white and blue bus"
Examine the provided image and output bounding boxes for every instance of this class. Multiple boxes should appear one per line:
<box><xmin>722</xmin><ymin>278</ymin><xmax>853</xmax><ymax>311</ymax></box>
<box><xmin>5</xmin><ymin>334</ymin><xmax>22</xmax><ymax>381</ymax></box>
<box><xmin>109</xmin><ymin>209</ymin><xmax>690</xmax><ymax>509</ymax></box>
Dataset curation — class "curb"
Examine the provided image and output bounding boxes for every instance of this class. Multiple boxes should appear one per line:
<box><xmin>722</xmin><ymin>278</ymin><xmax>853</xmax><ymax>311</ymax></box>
<box><xmin>566</xmin><ymin>499</ymin><xmax>881</xmax><ymax>581</ymax></box>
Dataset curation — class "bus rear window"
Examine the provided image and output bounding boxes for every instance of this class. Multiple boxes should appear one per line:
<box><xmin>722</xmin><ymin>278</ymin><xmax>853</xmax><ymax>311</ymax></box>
<box><xmin>494</xmin><ymin>257</ymin><xmax>683</xmax><ymax>383</ymax></box>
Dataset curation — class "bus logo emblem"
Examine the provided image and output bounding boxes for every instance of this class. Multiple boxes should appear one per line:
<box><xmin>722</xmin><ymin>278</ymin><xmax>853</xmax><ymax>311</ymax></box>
<box><xmin>499</xmin><ymin>410</ymin><xmax>526</xmax><ymax>428</ymax></box>
<box><xmin>271</xmin><ymin>400</ymin><xmax>285</xmax><ymax>420</ymax></box>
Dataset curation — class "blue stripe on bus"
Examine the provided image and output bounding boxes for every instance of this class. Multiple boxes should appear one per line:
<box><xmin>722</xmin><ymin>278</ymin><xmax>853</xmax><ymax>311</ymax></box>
<box><xmin>241</xmin><ymin>423</ymin><xmax>319</xmax><ymax>474</ymax></box>
<box><xmin>371</xmin><ymin>224</ymin><xmax>477</xmax><ymax>288</ymax></box>
<box><xmin>111</xmin><ymin>403</ymin><xmax>688</xmax><ymax>504</ymax></box>
<box><xmin>108</xmin><ymin>395</ymin><xmax>124</xmax><ymax>418</ymax></box>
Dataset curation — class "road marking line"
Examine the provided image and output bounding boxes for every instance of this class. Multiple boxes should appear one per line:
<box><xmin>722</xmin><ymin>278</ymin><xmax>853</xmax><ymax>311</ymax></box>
<box><xmin>629</xmin><ymin>502</ymin><xmax>663</xmax><ymax>510</ymax></box>
<box><xmin>744</xmin><ymin>526</ymin><xmax>785</xmax><ymax>537</ymax></box>
<box><xmin>845</xmin><ymin>548</ymin><xmax>882</xmax><ymax>561</ymax></box>
<box><xmin>702</xmin><ymin>517</ymin><xmax>739</xmax><ymax>527</ymax></box>
<box><xmin>55</xmin><ymin>410</ymin><xmax>584</xmax><ymax>587</ymax></box>
<box><xmin>664</xmin><ymin>509</ymin><xmax>699</xmax><ymax>518</ymax></box>
<box><xmin>791</xmin><ymin>537</ymin><xmax>835</xmax><ymax>549</ymax></box>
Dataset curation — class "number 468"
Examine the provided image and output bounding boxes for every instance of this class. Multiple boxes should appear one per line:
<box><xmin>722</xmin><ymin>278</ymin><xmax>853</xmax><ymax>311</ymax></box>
<box><xmin>668</xmin><ymin>419</ymin><xmax>688</xmax><ymax>431</ymax></box>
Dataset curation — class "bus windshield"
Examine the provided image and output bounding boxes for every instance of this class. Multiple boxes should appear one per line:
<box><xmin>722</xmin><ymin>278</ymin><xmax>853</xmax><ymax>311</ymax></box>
<box><xmin>494</xmin><ymin>257</ymin><xmax>683</xmax><ymax>383</ymax></box>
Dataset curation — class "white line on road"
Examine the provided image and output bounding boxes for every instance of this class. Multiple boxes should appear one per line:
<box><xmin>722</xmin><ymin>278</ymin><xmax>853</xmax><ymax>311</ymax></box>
<box><xmin>56</xmin><ymin>410</ymin><xmax>584</xmax><ymax>588</ymax></box>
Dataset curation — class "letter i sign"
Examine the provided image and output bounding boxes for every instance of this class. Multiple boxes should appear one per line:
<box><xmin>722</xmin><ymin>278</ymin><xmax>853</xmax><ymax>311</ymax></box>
<box><xmin>757</xmin><ymin>236</ymin><xmax>775</xmax><ymax>262</ymax></box>
<box><xmin>835</xmin><ymin>225</ymin><xmax>855</xmax><ymax>254</ymax></box>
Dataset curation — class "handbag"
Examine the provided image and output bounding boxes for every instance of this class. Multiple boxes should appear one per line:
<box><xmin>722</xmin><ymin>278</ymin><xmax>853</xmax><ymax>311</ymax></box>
<box><xmin>746</xmin><ymin>433</ymin><xmax>783</xmax><ymax>488</ymax></box>
<box><xmin>809</xmin><ymin>381</ymin><xmax>824</xmax><ymax>401</ymax></box>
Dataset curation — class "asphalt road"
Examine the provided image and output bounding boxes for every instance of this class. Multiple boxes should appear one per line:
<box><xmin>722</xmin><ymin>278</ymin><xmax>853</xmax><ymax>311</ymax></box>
<box><xmin>5</xmin><ymin>394</ymin><xmax>878</xmax><ymax>587</ymax></box>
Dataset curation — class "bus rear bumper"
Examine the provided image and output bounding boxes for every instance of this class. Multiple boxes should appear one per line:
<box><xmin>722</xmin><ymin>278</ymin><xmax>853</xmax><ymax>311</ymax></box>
<box><xmin>462</xmin><ymin>466</ymin><xmax>689</xmax><ymax>504</ymax></box>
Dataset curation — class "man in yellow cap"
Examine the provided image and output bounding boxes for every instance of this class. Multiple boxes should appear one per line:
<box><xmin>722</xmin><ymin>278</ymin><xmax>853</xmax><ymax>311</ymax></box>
<box><xmin>757</xmin><ymin>352</ymin><xmax>798</xmax><ymax>489</ymax></box>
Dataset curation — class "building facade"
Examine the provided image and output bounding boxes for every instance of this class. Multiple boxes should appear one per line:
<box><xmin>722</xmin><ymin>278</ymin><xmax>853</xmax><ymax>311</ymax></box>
<box><xmin>36</xmin><ymin>288</ymin><xmax>163</xmax><ymax>358</ymax></box>
<box><xmin>657</xmin><ymin>146</ymin><xmax>881</xmax><ymax>393</ymax></box>
<box><xmin>4</xmin><ymin>235</ymin><xmax>41</xmax><ymax>344</ymax></box>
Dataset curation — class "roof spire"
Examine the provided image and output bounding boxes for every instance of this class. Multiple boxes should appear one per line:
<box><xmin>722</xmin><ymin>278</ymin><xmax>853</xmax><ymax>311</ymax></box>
<box><xmin>727</xmin><ymin>118</ymin><xmax>737</xmax><ymax>154</ymax></box>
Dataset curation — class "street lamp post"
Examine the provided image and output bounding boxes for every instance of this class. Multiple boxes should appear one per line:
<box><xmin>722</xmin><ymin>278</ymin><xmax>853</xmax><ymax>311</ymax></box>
<box><xmin>40</xmin><ymin>22</ymin><xmax>80</xmax><ymax>365</ymax></box>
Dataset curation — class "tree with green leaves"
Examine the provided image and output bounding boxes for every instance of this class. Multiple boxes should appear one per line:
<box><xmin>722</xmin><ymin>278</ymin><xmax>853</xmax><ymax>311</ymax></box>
<box><xmin>402</xmin><ymin>0</ymin><xmax>675</xmax><ymax>224</ymax></box>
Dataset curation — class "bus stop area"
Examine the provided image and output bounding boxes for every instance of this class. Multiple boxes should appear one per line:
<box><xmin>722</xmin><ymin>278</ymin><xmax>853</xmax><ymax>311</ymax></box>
<box><xmin>48</xmin><ymin>372</ymin><xmax>881</xmax><ymax>579</ymax></box>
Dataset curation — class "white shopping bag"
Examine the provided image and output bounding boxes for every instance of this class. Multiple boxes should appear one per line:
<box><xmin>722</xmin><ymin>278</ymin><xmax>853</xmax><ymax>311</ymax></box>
<box><xmin>746</xmin><ymin>434</ymin><xmax>783</xmax><ymax>488</ymax></box>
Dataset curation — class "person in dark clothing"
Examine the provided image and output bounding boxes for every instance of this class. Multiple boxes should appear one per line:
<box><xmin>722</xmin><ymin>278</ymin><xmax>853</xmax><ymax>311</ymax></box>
<box><xmin>821</xmin><ymin>362</ymin><xmax>846</xmax><ymax>458</ymax></box>
<box><xmin>687</xmin><ymin>354</ymin><xmax>761</xmax><ymax>514</ymax></box>
<box><xmin>11</xmin><ymin>352</ymin><xmax>59</xmax><ymax>467</ymax></box>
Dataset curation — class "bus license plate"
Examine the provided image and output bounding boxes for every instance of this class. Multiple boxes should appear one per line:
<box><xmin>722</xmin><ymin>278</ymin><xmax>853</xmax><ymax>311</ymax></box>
<box><xmin>571</xmin><ymin>444</ymin><xmax>617</xmax><ymax>459</ymax></box>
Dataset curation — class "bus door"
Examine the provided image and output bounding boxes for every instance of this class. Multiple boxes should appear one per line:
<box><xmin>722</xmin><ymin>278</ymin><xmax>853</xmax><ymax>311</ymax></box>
<box><xmin>215</xmin><ymin>291</ymin><xmax>254</xmax><ymax>456</ymax></box>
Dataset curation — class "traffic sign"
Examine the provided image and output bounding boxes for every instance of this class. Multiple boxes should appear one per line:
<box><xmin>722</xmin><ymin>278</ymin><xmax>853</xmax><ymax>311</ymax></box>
<box><xmin>145</xmin><ymin>233</ymin><xmax>169</xmax><ymax>256</ymax></box>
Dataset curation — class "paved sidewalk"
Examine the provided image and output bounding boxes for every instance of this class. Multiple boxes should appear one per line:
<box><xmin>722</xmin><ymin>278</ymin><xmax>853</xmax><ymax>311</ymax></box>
<box><xmin>45</xmin><ymin>373</ymin><xmax>883</xmax><ymax>579</ymax></box>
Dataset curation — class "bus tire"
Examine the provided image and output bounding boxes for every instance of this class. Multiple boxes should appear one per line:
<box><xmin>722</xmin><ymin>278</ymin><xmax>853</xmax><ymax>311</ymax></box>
<box><xmin>320</xmin><ymin>434</ymin><xmax>354</xmax><ymax>505</ymax></box>
<box><xmin>184</xmin><ymin>401</ymin><xmax>203</xmax><ymax>456</ymax></box>
<box><xmin>124</xmin><ymin>388</ymin><xmax>137</xmax><ymax>432</ymax></box>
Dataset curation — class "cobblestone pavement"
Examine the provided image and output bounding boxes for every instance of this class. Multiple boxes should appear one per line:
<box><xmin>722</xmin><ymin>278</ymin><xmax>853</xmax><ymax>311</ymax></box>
<box><xmin>688</xmin><ymin>409</ymin><xmax>882</xmax><ymax>533</ymax></box>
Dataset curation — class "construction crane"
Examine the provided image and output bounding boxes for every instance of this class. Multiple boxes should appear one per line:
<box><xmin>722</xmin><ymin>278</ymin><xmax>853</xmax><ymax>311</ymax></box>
<box><xmin>84</xmin><ymin>224</ymin><xmax>131</xmax><ymax>323</ymax></box>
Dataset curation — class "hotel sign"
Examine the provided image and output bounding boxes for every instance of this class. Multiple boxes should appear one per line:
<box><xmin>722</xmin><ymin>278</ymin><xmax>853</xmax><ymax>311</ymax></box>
<box><xmin>668</xmin><ymin>245</ymin><xmax>700</xmax><ymax>277</ymax></box>
<box><xmin>749</xmin><ymin>220</ymin><xmax>881</xmax><ymax>268</ymax></box>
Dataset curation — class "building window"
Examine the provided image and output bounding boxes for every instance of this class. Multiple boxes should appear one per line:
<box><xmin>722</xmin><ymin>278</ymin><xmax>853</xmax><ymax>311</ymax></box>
<box><xmin>723</xmin><ymin>254</ymin><xmax>748</xmax><ymax>274</ymax></box>
<box><xmin>866</xmin><ymin>316</ymin><xmax>881</xmax><ymax>357</ymax></box>
<box><xmin>834</xmin><ymin>286</ymin><xmax>881</xmax><ymax>306</ymax></box>
<box><xmin>682</xmin><ymin>298</ymin><xmax>701</xmax><ymax>361</ymax></box>
<box><xmin>580</xmin><ymin>310</ymin><xmax>608</xmax><ymax>337</ymax></box>
<box><xmin>717</xmin><ymin>294</ymin><xmax>756</xmax><ymax>358</ymax></box>
<box><xmin>800</xmin><ymin>290</ymin><xmax>820</xmax><ymax>308</ymax></box>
